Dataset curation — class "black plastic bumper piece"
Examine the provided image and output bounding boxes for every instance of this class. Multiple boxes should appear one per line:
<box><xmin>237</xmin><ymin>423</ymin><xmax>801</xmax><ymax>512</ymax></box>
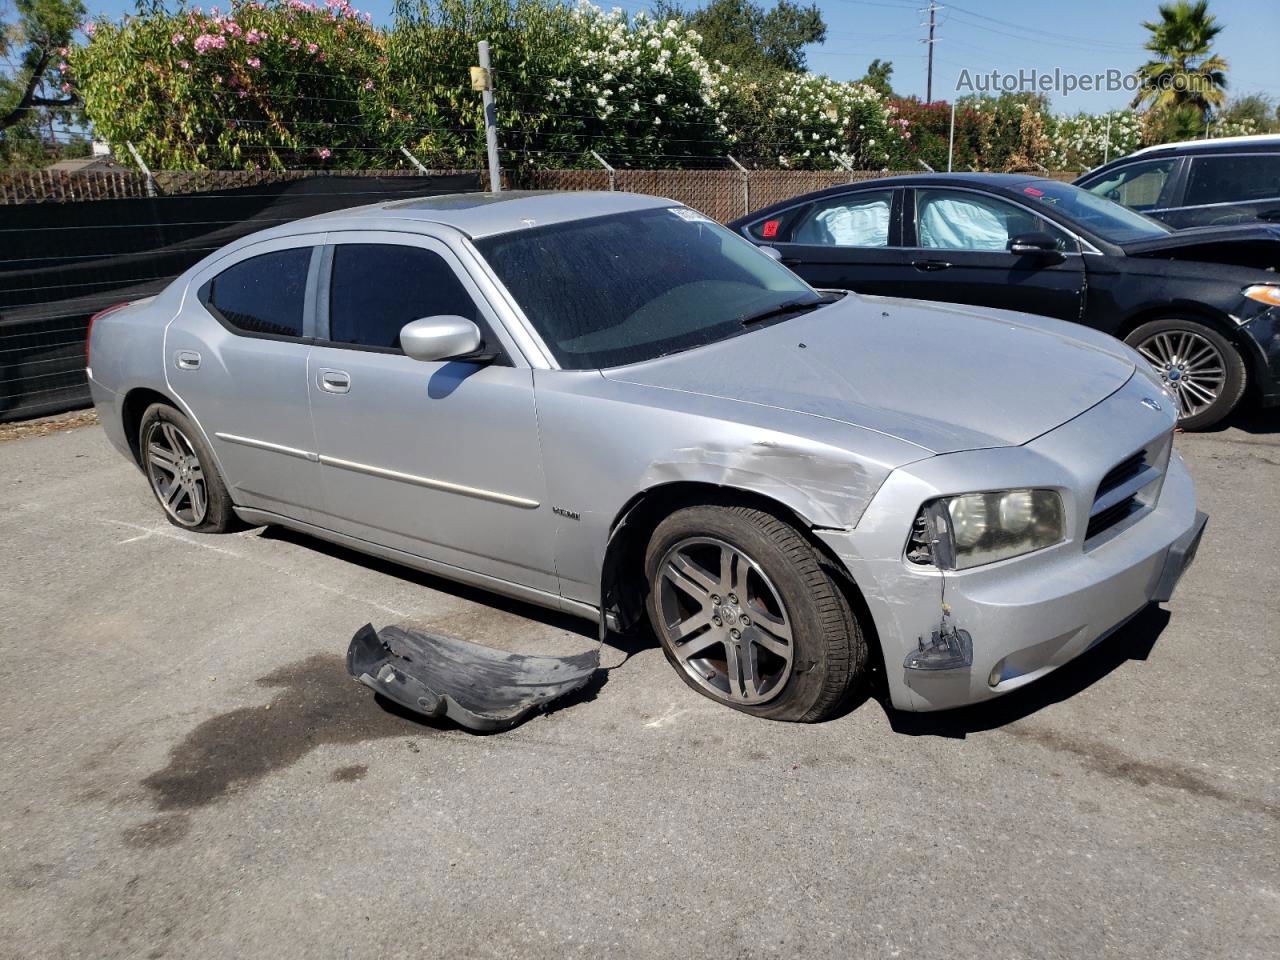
<box><xmin>1152</xmin><ymin>510</ymin><xmax>1208</xmax><ymax>604</ymax></box>
<box><xmin>346</xmin><ymin>624</ymin><xmax>600</xmax><ymax>732</ymax></box>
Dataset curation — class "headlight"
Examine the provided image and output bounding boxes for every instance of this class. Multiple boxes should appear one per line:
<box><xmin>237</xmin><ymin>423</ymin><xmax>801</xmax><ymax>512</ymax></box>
<box><xmin>1243</xmin><ymin>284</ymin><xmax>1280</xmax><ymax>307</ymax></box>
<box><xmin>906</xmin><ymin>489</ymin><xmax>1065</xmax><ymax>570</ymax></box>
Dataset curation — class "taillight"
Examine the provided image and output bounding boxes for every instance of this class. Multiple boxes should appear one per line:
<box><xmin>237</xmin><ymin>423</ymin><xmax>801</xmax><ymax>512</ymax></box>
<box><xmin>86</xmin><ymin>302</ymin><xmax>130</xmax><ymax>369</ymax></box>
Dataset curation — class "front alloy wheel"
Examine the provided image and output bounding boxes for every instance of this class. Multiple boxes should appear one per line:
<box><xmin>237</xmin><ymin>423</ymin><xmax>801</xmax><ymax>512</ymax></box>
<box><xmin>1125</xmin><ymin>318</ymin><xmax>1247</xmax><ymax>431</ymax></box>
<box><xmin>656</xmin><ymin>536</ymin><xmax>794</xmax><ymax>705</ymax></box>
<box><xmin>143</xmin><ymin>419</ymin><xmax>208</xmax><ymax>527</ymax></box>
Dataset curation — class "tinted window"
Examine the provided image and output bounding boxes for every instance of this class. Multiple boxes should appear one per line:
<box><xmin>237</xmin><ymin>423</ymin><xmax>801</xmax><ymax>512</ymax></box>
<box><xmin>1185</xmin><ymin>155</ymin><xmax>1280</xmax><ymax>206</ymax></box>
<box><xmin>328</xmin><ymin>244</ymin><xmax>482</xmax><ymax>350</ymax></box>
<box><xmin>476</xmin><ymin>207</ymin><xmax>819</xmax><ymax>369</ymax></box>
<box><xmin>1083</xmin><ymin>159</ymin><xmax>1176</xmax><ymax>210</ymax></box>
<box><xmin>201</xmin><ymin>247</ymin><xmax>311</xmax><ymax>338</ymax></box>
<box><xmin>916</xmin><ymin>190</ymin><xmax>1076</xmax><ymax>252</ymax></box>
<box><xmin>791</xmin><ymin>190</ymin><xmax>893</xmax><ymax>247</ymax></box>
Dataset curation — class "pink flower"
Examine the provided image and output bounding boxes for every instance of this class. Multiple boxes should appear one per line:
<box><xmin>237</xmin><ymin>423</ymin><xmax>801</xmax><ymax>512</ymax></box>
<box><xmin>363</xmin><ymin>79</ymin><xmax>374</xmax><ymax>91</ymax></box>
<box><xmin>61</xmin><ymin>82</ymin><xmax>72</xmax><ymax>93</ymax></box>
<box><xmin>238</xmin><ymin>90</ymin><xmax>248</xmax><ymax>97</ymax></box>
<box><xmin>82</xmin><ymin>22</ymin><xmax>96</xmax><ymax>36</ymax></box>
<box><xmin>363</xmin><ymin>11</ymin><xmax>371</xmax><ymax>21</ymax></box>
<box><xmin>222</xmin><ymin>21</ymin><xmax>242</xmax><ymax>37</ymax></box>
<box><xmin>246</xmin><ymin>57</ymin><xmax>260</xmax><ymax>68</ymax></box>
<box><xmin>316</xmin><ymin>148</ymin><xmax>332</xmax><ymax>159</ymax></box>
<box><xmin>172</xmin><ymin>33</ymin><xmax>185</xmax><ymax>46</ymax></box>
<box><xmin>288</xmin><ymin>37</ymin><xmax>301</xmax><ymax>49</ymax></box>
<box><xmin>194</xmin><ymin>34</ymin><xmax>227</xmax><ymax>53</ymax></box>
<box><xmin>58</xmin><ymin>62</ymin><xmax>69</xmax><ymax>73</ymax></box>
<box><xmin>317</xmin><ymin>51</ymin><xmax>327</xmax><ymax>61</ymax></box>
<box><xmin>245</xmin><ymin>29</ymin><xmax>264</xmax><ymax>44</ymax></box>
<box><xmin>306</xmin><ymin>42</ymin><xmax>318</xmax><ymax>54</ymax></box>
<box><xmin>59</xmin><ymin>47</ymin><xmax>69</xmax><ymax>56</ymax></box>
<box><xmin>178</xmin><ymin>60</ymin><xmax>191</xmax><ymax>70</ymax></box>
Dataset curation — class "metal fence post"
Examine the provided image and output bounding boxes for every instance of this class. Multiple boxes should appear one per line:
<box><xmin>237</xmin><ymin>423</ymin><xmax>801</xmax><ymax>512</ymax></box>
<box><xmin>591</xmin><ymin>150</ymin><xmax>616</xmax><ymax>191</ymax></box>
<box><xmin>400</xmin><ymin>146</ymin><xmax>430</xmax><ymax>174</ymax></box>
<box><xmin>125</xmin><ymin>142</ymin><xmax>157</xmax><ymax>197</ymax></box>
<box><xmin>474</xmin><ymin>41</ymin><xmax>501</xmax><ymax>192</ymax></box>
<box><xmin>727</xmin><ymin>155</ymin><xmax>749</xmax><ymax>218</ymax></box>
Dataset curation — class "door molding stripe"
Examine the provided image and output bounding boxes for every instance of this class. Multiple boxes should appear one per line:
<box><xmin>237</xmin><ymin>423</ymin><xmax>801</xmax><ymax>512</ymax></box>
<box><xmin>317</xmin><ymin>454</ymin><xmax>540</xmax><ymax>509</ymax></box>
<box><xmin>215</xmin><ymin>432</ymin><xmax>319</xmax><ymax>462</ymax></box>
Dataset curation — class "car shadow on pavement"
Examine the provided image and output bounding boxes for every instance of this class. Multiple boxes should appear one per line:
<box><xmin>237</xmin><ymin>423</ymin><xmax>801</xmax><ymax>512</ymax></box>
<box><xmin>1203</xmin><ymin>404</ymin><xmax>1280</xmax><ymax>435</ymax></box>
<box><xmin>880</xmin><ymin>603</ymin><xmax>1172</xmax><ymax>739</ymax></box>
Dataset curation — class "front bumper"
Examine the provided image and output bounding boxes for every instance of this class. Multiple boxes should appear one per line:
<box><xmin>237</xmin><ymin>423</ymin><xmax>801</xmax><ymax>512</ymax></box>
<box><xmin>819</xmin><ymin>374</ymin><xmax>1204</xmax><ymax>712</ymax></box>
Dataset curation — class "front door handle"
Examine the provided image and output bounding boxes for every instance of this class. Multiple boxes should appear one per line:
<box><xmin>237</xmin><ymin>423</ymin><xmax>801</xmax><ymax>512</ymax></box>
<box><xmin>175</xmin><ymin>350</ymin><xmax>201</xmax><ymax>370</ymax></box>
<box><xmin>911</xmin><ymin>259</ymin><xmax>952</xmax><ymax>272</ymax></box>
<box><xmin>319</xmin><ymin>369</ymin><xmax>351</xmax><ymax>394</ymax></box>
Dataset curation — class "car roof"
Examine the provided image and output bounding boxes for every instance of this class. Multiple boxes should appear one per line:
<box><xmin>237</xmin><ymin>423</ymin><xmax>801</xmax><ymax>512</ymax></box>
<box><xmin>288</xmin><ymin>189</ymin><xmax>672</xmax><ymax>239</ymax></box>
<box><xmin>1126</xmin><ymin>133</ymin><xmax>1280</xmax><ymax>158</ymax></box>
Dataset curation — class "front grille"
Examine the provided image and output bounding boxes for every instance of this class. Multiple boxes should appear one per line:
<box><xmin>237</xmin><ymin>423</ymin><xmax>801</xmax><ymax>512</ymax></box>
<box><xmin>1086</xmin><ymin>438</ymin><xmax>1170</xmax><ymax>542</ymax></box>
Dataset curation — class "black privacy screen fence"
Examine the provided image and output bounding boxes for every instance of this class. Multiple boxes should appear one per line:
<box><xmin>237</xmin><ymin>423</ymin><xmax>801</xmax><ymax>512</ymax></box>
<box><xmin>0</xmin><ymin>173</ymin><xmax>480</xmax><ymax>422</ymax></box>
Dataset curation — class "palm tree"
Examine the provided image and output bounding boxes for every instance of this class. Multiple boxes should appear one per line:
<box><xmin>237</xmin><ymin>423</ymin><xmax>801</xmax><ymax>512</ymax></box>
<box><xmin>1132</xmin><ymin>0</ymin><xmax>1229</xmax><ymax>120</ymax></box>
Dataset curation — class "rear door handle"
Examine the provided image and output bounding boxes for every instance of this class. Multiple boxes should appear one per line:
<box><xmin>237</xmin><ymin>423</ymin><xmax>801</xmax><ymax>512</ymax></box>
<box><xmin>318</xmin><ymin>369</ymin><xmax>351</xmax><ymax>394</ymax></box>
<box><xmin>911</xmin><ymin>259</ymin><xmax>952</xmax><ymax>272</ymax></box>
<box><xmin>175</xmin><ymin>350</ymin><xmax>201</xmax><ymax>370</ymax></box>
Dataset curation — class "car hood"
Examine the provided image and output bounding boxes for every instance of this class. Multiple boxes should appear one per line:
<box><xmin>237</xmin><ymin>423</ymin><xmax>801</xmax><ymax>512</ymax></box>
<box><xmin>602</xmin><ymin>294</ymin><xmax>1136</xmax><ymax>454</ymax></box>
<box><xmin>1121</xmin><ymin>221</ymin><xmax>1280</xmax><ymax>255</ymax></box>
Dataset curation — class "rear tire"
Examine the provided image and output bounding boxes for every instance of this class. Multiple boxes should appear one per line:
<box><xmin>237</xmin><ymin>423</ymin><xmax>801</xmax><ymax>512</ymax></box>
<box><xmin>1125</xmin><ymin>318</ymin><xmax>1246</xmax><ymax>431</ymax></box>
<box><xmin>644</xmin><ymin>502</ymin><xmax>865</xmax><ymax>722</ymax></box>
<box><xmin>138</xmin><ymin>403</ymin><xmax>237</xmax><ymax>533</ymax></box>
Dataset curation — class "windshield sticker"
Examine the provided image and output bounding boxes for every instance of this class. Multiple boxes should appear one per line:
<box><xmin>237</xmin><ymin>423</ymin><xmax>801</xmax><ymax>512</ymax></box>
<box><xmin>670</xmin><ymin>207</ymin><xmax>711</xmax><ymax>222</ymax></box>
<box><xmin>1022</xmin><ymin>186</ymin><xmax>1045</xmax><ymax>197</ymax></box>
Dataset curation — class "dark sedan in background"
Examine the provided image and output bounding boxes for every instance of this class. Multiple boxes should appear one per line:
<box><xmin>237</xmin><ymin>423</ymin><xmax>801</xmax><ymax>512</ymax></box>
<box><xmin>1075</xmin><ymin>134</ymin><xmax>1280</xmax><ymax>228</ymax></box>
<box><xmin>729</xmin><ymin>174</ymin><xmax>1280</xmax><ymax>429</ymax></box>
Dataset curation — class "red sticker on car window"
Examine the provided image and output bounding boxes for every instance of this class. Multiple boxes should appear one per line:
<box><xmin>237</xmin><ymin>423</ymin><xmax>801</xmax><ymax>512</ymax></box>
<box><xmin>761</xmin><ymin>219</ymin><xmax>780</xmax><ymax>238</ymax></box>
<box><xmin>1023</xmin><ymin>187</ymin><xmax>1044</xmax><ymax>197</ymax></box>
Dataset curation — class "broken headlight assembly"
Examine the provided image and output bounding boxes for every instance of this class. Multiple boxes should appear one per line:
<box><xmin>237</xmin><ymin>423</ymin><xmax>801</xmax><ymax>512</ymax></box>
<box><xmin>906</xmin><ymin>489</ymin><xmax>1066</xmax><ymax>570</ymax></box>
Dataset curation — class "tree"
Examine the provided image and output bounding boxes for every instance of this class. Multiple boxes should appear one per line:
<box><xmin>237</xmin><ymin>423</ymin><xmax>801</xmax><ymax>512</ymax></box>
<box><xmin>1218</xmin><ymin>93</ymin><xmax>1279</xmax><ymax>133</ymax></box>
<box><xmin>859</xmin><ymin>58</ymin><xmax>893</xmax><ymax>97</ymax></box>
<box><xmin>1</xmin><ymin>0</ymin><xmax>85</xmax><ymax>132</ymax></box>
<box><xmin>654</xmin><ymin>0</ymin><xmax>826</xmax><ymax>73</ymax></box>
<box><xmin>1132</xmin><ymin>0</ymin><xmax>1228</xmax><ymax>120</ymax></box>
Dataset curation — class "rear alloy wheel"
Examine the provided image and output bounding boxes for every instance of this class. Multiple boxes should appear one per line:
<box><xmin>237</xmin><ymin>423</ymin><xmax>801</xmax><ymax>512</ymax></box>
<box><xmin>1126</xmin><ymin>319</ymin><xmax>1246</xmax><ymax>431</ymax></box>
<box><xmin>644</xmin><ymin>503</ymin><xmax>865</xmax><ymax>722</ymax></box>
<box><xmin>138</xmin><ymin>403</ymin><xmax>237</xmax><ymax>533</ymax></box>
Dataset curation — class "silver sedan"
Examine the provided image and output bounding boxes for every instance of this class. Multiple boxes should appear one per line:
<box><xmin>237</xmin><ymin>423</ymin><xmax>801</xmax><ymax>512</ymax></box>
<box><xmin>87</xmin><ymin>191</ymin><xmax>1206</xmax><ymax>720</ymax></box>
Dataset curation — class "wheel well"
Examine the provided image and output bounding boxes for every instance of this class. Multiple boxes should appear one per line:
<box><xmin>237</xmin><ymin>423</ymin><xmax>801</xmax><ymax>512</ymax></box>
<box><xmin>1115</xmin><ymin>305</ymin><xmax>1261</xmax><ymax>393</ymax></box>
<box><xmin>120</xmin><ymin>387</ymin><xmax>178</xmax><ymax>465</ymax></box>
<box><xmin>601</xmin><ymin>482</ymin><xmax>879</xmax><ymax>660</ymax></box>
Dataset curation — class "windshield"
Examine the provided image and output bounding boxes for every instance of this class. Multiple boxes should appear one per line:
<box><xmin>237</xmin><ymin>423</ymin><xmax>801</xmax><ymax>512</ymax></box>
<box><xmin>1012</xmin><ymin>179</ymin><xmax>1173</xmax><ymax>244</ymax></box>
<box><xmin>474</xmin><ymin>207</ymin><xmax>820</xmax><ymax>369</ymax></box>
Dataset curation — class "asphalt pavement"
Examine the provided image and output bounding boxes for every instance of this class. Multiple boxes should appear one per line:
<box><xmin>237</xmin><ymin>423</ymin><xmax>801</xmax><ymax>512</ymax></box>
<box><xmin>0</xmin><ymin>413</ymin><xmax>1276</xmax><ymax>959</ymax></box>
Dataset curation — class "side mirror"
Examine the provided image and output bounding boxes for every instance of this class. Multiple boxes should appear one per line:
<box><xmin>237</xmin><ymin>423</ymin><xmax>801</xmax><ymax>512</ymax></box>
<box><xmin>1007</xmin><ymin>232</ymin><xmax>1061</xmax><ymax>256</ymax></box>
<box><xmin>758</xmin><ymin>245</ymin><xmax>784</xmax><ymax>262</ymax></box>
<box><xmin>400</xmin><ymin>315</ymin><xmax>483</xmax><ymax>363</ymax></box>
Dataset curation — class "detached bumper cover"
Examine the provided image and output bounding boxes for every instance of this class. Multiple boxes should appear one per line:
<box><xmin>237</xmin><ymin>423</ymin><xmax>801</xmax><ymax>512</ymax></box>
<box><xmin>347</xmin><ymin>624</ymin><xmax>599</xmax><ymax>732</ymax></box>
<box><xmin>1152</xmin><ymin>511</ymin><xmax>1207</xmax><ymax>603</ymax></box>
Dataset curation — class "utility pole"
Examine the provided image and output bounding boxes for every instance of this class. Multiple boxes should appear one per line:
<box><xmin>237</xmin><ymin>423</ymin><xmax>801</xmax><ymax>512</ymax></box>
<box><xmin>922</xmin><ymin>2</ymin><xmax>940</xmax><ymax>103</ymax></box>
<box><xmin>472</xmin><ymin>41</ymin><xmax>501</xmax><ymax>192</ymax></box>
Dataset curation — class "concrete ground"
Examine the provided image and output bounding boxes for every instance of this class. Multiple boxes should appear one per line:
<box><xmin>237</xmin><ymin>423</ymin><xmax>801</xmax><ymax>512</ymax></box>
<box><xmin>1</xmin><ymin>413</ymin><xmax>1276</xmax><ymax>960</ymax></box>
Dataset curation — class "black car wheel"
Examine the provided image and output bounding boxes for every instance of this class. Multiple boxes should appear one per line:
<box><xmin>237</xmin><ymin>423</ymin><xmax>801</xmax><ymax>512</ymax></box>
<box><xmin>1126</xmin><ymin>319</ymin><xmax>1247</xmax><ymax>430</ymax></box>
<box><xmin>644</xmin><ymin>502</ymin><xmax>866</xmax><ymax>722</ymax></box>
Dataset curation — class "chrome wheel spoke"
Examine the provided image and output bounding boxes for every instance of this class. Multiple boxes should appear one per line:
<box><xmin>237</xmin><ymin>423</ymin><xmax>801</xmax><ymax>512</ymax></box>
<box><xmin>750</xmin><ymin>625</ymin><xmax>790</xmax><ymax>658</ymax></box>
<box><xmin>673</xmin><ymin>626</ymin><xmax>723</xmax><ymax>662</ymax></box>
<box><xmin>163</xmin><ymin>479</ymin><xmax>186</xmax><ymax>509</ymax></box>
<box><xmin>187</xmin><ymin>479</ymin><xmax>207</xmax><ymax>519</ymax></box>
<box><xmin>724</xmin><ymin>641</ymin><xmax>747</xmax><ymax>700</ymax></box>
<box><xmin>664</xmin><ymin>554</ymin><xmax>716</xmax><ymax>600</ymax></box>
<box><xmin>147</xmin><ymin>443</ymin><xmax>179</xmax><ymax>474</ymax></box>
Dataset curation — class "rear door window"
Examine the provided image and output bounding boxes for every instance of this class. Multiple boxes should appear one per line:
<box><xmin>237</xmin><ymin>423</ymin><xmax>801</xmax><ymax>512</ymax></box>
<box><xmin>789</xmin><ymin>190</ymin><xmax>894</xmax><ymax>247</ymax></box>
<box><xmin>199</xmin><ymin>247</ymin><xmax>312</xmax><ymax>339</ymax></box>
<box><xmin>1082</xmin><ymin>159</ymin><xmax>1176</xmax><ymax>210</ymax></box>
<box><xmin>326</xmin><ymin>244</ymin><xmax>485</xmax><ymax>351</ymax></box>
<box><xmin>1185</xmin><ymin>155</ymin><xmax>1280</xmax><ymax>206</ymax></box>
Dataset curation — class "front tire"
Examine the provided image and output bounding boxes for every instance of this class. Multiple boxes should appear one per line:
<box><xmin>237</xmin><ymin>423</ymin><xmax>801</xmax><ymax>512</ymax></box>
<box><xmin>1125</xmin><ymin>318</ymin><xmax>1246</xmax><ymax>430</ymax></box>
<box><xmin>138</xmin><ymin>403</ymin><xmax>237</xmax><ymax>533</ymax></box>
<box><xmin>644</xmin><ymin>503</ymin><xmax>865</xmax><ymax>722</ymax></box>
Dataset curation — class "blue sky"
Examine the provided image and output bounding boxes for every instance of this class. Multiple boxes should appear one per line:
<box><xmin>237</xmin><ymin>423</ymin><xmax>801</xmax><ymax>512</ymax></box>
<box><xmin>85</xmin><ymin>0</ymin><xmax>1274</xmax><ymax>114</ymax></box>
